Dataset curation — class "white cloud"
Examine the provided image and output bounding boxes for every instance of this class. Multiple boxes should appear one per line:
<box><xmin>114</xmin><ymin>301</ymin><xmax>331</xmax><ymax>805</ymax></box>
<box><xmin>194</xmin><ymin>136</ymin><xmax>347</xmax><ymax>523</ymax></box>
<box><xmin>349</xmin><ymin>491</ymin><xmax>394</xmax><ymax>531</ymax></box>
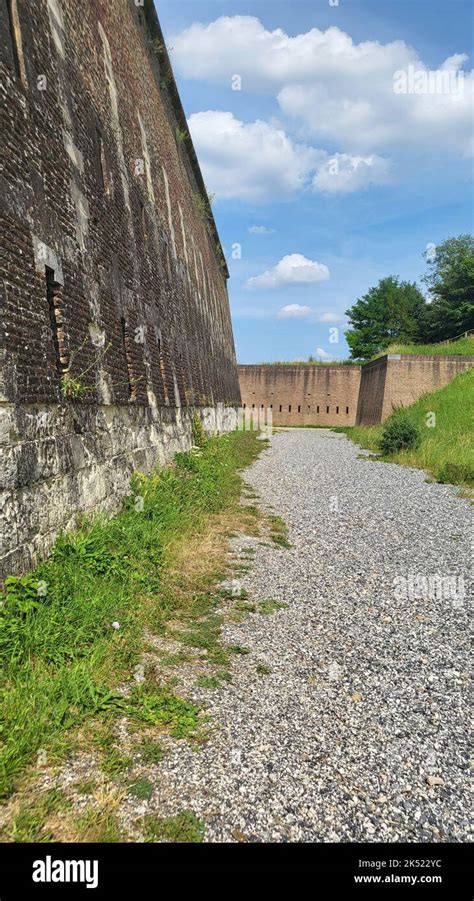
<box><xmin>277</xmin><ymin>304</ymin><xmax>313</xmax><ymax>318</ymax></box>
<box><xmin>312</xmin><ymin>153</ymin><xmax>391</xmax><ymax>193</ymax></box>
<box><xmin>173</xmin><ymin>16</ymin><xmax>474</xmax><ymax>157</ymax></box>
<box><xmin>319</xmin><ymin>312</ymin><xmax>345</xmax><ymax>323</ymax></box>
<box><xmin>187</xmin><ymin>111</ymin><xmax>387</xmax><ymax>199</ymax></box>
<box><xmin>247</xmin><ymin>253</ymin><xmax>330</xmax><ymax>289</ymax></box>
<box><xmin>315</xmin><ymin>347</ymin><xmax>333</xmax><ymax>361</ymax></box>
<box><xmin>187</xmin><ymin>111</ymin><xmax>321</xmax><ymax>202</ymax></box>
<box><xmin>248</xmin><ymin>225</ymin><xmax>275</xmax><ymax>234</ymax></box>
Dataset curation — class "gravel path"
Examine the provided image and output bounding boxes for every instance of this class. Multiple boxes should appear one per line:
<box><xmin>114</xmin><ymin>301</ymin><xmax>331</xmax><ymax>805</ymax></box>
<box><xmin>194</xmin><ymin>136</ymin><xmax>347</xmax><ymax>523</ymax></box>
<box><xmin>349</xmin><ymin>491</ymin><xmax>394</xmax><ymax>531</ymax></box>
<box><xmin>153</xmin><ymin>430</ymin><xmax>472</xmax><ymax>842</ymax></box>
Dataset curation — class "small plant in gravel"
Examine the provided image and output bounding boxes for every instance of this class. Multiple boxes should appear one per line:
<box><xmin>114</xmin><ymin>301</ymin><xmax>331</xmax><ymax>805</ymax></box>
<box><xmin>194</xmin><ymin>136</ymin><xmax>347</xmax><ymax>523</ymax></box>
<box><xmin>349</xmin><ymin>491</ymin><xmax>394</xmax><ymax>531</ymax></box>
<box><xmin>73</xmin><ymin>780</ymin><xmax>97</xmax><ymax>796</ymax></box>
<box><xmin>127</xmin><ymin>685</ymin><xmax>200</xmax><ymax>739</ymax></box>
<box><xmin>196</xmin><ymin>670</ymin><xmax>232</xmax><ymax>689</ymax></box>
<box><xmin>268</xmin><ymin>515</ymin><xmax>291</xmax><ymax>548</ymax></box>
<box><xmin>137</xmin><ymin>738</ymin><xmax>166</xmax><ymax>765</ymax></box>
<box><xmin>228</xmin><ymin>644</ymin><xmax>251</xmax><ymax>655</ymax></box>
<box><xmin>256</xmin><ymin>664</ymin><xmax>272</xmax><ymax>676</ymax></box>
<box><xmin>379</xmin><ymin>410</ymin><xmax>421</xmax><ymax>455</ymax></box>
<box><xmin>234</xmin><ymin>600</ymin><xmax>257</xmax><ymax>612</ymax></box>
<box><xmin>258</xmin><ymin>599</ymin><xmax>288</xmax><ymax>615</ymax></box>
<box><xmin>127</xmin><ymin>776</ymin><xmax>154</xmax><ymax>801</ymax></box>
<box><xmin>143</xmin><ymin>809</ymin><xmax>205</xmax><ymax>843</ymax></box>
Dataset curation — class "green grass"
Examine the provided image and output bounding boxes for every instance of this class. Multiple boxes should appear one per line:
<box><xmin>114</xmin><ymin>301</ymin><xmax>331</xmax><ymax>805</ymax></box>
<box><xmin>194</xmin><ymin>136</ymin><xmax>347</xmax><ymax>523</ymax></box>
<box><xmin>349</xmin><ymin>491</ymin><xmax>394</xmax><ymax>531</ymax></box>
<box><xmin>127</xmin><ymin>776</ymin><xmax>154</xmax><ymax>801</ymax></box>
<box><xmin>137</xmin><ymin>738</ymin><xmax>166</xmax><ymax>765</ymax></box>
<box><xmin>268</xmin><ymin>515</ymin><xmax>291</xmax><ymax>548</ymax></box>
<box><xmin>143</xmin><ymin>809</ymin><xmax>205</xmax><ymax>843</ymax></box>
<box><xmin>340</xmin><ymin>370</ymin><xmax>474</xmax><ymax>486</ymax></box>
<box><xmin>0</xmin><ymin>430</ymin><xmax>264</xmax><ymax>799</ymax></box>
<box><xmin>6</xmin><ymin>789</ymin><xmax>72</xmax><ymax>842</ymax></box>
<box><xmin>371</xmin><ymin>335</ymin><xmax>474</xmax><ymax>359</ymax></box>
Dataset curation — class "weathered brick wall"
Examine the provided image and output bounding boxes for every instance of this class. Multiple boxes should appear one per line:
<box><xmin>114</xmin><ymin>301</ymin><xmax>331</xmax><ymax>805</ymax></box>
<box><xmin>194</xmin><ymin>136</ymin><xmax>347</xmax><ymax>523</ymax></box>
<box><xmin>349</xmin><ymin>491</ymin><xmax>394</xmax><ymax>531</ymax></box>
<box><xmin>238</xmin><ymin>365</ymin><xmax>362</xmax><ymax>426</ymax></box>
<box><xmin>239</xmin><ymin>356</ymin><xmax>474</xmax><ymax>429</ymax></box>
<box><xmin>381</xmin><ymin>355</ymin><xmax>474</xmax><ymax>420</ymax></box>
<box><xmin>356</xmin><ymin>354</ymin><xmax>474</xmax><ymax>424</ymax></box>
<box><xmin>0</xmin><ymin>0</ymin><xmax>240</xmax><ymax>578</ymax></box>
<box><xmin>355</xmin><ymin>357</ymin><xmax>388</xmax><ymax>425</ymax></box>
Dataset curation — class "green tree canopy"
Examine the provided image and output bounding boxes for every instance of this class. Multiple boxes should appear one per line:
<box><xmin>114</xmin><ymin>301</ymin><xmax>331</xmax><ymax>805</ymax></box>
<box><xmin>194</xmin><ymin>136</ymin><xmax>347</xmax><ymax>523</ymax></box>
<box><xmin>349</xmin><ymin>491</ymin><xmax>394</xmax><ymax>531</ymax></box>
<box><xmin>345</xmin><ymin>276</ymin><xmax>427</xmax><ymax>360</ymax></box>
<box><xmin>422</xmin><ymin>235</ymin><xmax>474</xmax><ymax>341</ymax></box>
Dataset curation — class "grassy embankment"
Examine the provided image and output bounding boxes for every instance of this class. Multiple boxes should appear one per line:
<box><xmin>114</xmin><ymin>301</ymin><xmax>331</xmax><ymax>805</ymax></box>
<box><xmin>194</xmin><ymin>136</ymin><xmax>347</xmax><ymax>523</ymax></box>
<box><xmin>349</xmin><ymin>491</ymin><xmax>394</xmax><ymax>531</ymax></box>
<box><xmin>371</xmin><ymin>335</ymin><xmax>474</xmax><ymax>358</ymax></box>
<box><xmin>0</xmin><ymin>426</ymin><xmax>265</xmax><ymax>839</ymax></box>
<box><xmin>336</xmin><ymin>369</ymin><xmax>474</xmax><ymax>487</ymax></box>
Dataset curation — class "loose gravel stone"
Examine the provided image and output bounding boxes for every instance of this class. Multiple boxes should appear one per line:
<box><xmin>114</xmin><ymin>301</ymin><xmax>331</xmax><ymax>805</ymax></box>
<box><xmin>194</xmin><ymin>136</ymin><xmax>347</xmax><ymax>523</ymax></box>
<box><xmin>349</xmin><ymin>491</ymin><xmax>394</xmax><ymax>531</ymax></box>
<box><xmin>132</xmin><ymin>431</ymin><xmax>472</xmax><ymax>841</ymax></box>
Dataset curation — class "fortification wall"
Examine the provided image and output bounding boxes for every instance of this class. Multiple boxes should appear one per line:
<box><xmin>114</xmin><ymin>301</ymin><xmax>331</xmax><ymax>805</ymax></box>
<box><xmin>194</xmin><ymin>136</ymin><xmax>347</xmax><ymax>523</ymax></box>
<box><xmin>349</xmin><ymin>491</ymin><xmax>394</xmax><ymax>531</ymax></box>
<box><xmin>0</xmin><ymin>0</ymin><xmax>240</xmax><ymax>579</ymax></box>
<box><xmin>238</xmin><ymin>365</ymin><xmax>362</xmax><ymax>427</ymax></box>
<box><xmin>239</xmin><ymin>355</ymin><xmax>474</xmax><ymax>430</ymax></box>
<box><xmin>380</xmin><ymin>355</ymin><xmax>474</xmax><ymax>421</ymax></box>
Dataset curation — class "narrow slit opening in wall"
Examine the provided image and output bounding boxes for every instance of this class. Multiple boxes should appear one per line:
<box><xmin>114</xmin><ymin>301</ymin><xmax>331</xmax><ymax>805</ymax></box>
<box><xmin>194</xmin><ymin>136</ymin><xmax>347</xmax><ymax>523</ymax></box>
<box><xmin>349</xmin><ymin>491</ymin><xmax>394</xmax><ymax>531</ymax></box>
<box><xmin>297</xmin><ymin>405</ymin><xmax>301</xmax><ymax>413</ymax></box>
<box><xmin>45</xmin><ymin>266</ymin><xmax>65</xmax><ymax>376</ymax></box>
<box><xmin>279</xmin><ymin>405</ymin><xmax>282</xmax><ymax>412</ymax></box>
<box><xmin>326</xmin><ymin>406</ymin><xmax>329</xmax><ymax>414</ymax></box>
<box><xmin>317</xmin><ymin>406</ymin><xmax>320</xmax><ymax>413</ymax></box>
<box><xmin>7</xmin><ymin>0</ymin><xmax>27</xmax><ymax>87</ymax></box>
<box><xmin>336</xmin><ymin>406</ymin><xmax>339</xmax><ymax>414</ymax></box>
<box><xmin>120</xmin><ymin>317</ymin><xmax>135</xmax><ymax>400</ymax></box>
<box><xmin>288</xmin><ymin>405</ymin><xmax>292</xmax><ymax>413</ymax></box>
<box><xmin>346</xmin><ymin>406</ymin><xmax>349</xmax><ymax>414</ymax></box>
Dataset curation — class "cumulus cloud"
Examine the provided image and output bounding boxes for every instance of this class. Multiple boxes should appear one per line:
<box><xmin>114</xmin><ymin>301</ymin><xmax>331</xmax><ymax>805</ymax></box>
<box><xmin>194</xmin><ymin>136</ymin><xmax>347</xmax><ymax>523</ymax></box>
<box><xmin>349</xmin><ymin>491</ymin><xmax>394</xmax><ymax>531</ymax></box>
<box><xmin>187</xmin><ymin>111</ymin><xmax>321</xmax><ymax>201</ymax></box>
<box><xmin>247</xmin><ymin>253</ymin><xmax>330</xmax><ymax>289</ymax></box>
<box><xmin>315</xmin><ymin>347</ymin><xmax>333</xmax><ymax>361</ymax></box>
<box><xmin>277</xmin><ymin>304</ymin><xmax>313</xmax><ymax>318</ymax></box>
<box><xmin>187</xmin><ymin>111</ymin><xmax>389</xmax><ymax>199</ymax></box>
<box><xmin>319</xmin><ymin>312</ymin><xmax>345</xmax><ymax>323</ymax></box>
<box><xmin>312</xmin><ymin>153</ymin><xmax>391</xmax><ymax>193</ymax></box>
<box><xmin>173</xmin><ymin>17</ymin><xmax>473</xmax><ymax>156</ymax></box>
<box><xmin>248</xmin><ymin>225</ymin><xmax>275</xmax><ymax>234</ymax></box>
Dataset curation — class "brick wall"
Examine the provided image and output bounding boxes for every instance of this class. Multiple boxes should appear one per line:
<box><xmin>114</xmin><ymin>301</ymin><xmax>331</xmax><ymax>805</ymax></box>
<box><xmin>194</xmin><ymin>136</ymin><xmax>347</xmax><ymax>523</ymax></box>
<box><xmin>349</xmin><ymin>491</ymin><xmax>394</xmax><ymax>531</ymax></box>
<box><xmin>239</xmin><ymin>356</ymin><xmax>474</xmax><ymax>430</ymax></box>
<box><xmin>0</xmin><ymin>0</ymin><xmax>240</xmax><ymax>579</ymax></box>
<box><xmin>356</xmin><ymin>354</ymin><xmax>474</xmax><ymax>424</ymax></box>
<box><xmin>238</xmin><ymin>365</ymin><xmax>362</xmax><ymax>426</ymax></box>
<box><xmin>355</xmin><ymin>357</ymin><xmax>388</xmax><ymax>425</ymax></box>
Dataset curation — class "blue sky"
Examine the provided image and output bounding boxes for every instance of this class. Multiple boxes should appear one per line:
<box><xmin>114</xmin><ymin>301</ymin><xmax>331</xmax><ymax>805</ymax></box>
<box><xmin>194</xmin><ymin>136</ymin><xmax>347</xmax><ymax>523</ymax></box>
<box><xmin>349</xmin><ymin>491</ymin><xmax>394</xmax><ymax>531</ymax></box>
<box><xmin>156</xmin><ymin>0</ymin><xmax>473</xmax><ymax>363</ymax></box>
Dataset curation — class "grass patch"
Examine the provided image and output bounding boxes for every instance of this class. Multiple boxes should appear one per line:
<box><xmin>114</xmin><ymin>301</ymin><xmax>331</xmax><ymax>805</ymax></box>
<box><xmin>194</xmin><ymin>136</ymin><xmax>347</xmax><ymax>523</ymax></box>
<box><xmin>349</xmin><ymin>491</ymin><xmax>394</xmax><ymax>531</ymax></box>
<box><xmin>0</xmin><ymin>430</ymin><xmax>264</xmax><ymax>800</ymax></box>
<box><xmin>256</xmin><ymin>664</ymin><xmax>272</xmax><ymax>676</ymax></box>
<box><xmin>75</xmin><ymin>806</ymin><xmax>123</xmax><ymax>843</ymax></box>
<box><xmin>136</xmin><ymin>738</ymin><xmax>166</xmax><ymax>765</ymax></box>
<box><xmin>370</xmin><ymin>336</ymin><xmax>474</xmax><ymax>359</ymax></box>
<box><xmin>258</xmin><ymin>599</ymin><xmax>288</xmax><ymax>615</ymax></box>
<box><xmin>268</xmin><ymin>515</ymin><xmax>291</xmax><ymax>548</ymax></box>
<box><xmin>196</xmin><ymin>669</ymin><xmax>232</xmax><ymax>689</ymax></box>
<box><xmin>73</xmin><ymin>780</ymin><xmax>97</xmax><ymax>796</ymax></box>
<box><xmin>127</xmin><ymin>776</ymin><xmax>154</xmax><ymax>801</ymax></box>
<box><xmin>143</xmin><ymin>809</ymin><xmax>205</xmax><ymax>843</ymax></box>
<box><xmin>4</xmin><ymin>789</ymin><xmax>72</xmax><ymax>842</ymax></box>
<box><xmin>340</xmin><ymin>370</ymin><xmax>474</xmax><ymax>487</ymax></box>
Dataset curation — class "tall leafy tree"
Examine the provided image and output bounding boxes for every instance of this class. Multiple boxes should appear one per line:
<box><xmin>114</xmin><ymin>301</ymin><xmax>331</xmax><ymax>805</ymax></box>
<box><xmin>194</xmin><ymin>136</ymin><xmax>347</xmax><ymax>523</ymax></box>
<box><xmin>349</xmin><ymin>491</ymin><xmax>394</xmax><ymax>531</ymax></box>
<box><xmin>345</xmin><ymin>276</ymin><xmax>427</xmax><ymax>360</ymax></box>
<box><xmin>422</xmin><ymin>236</ymin><xmax>474</xmax><ymax>341</ymax></box>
